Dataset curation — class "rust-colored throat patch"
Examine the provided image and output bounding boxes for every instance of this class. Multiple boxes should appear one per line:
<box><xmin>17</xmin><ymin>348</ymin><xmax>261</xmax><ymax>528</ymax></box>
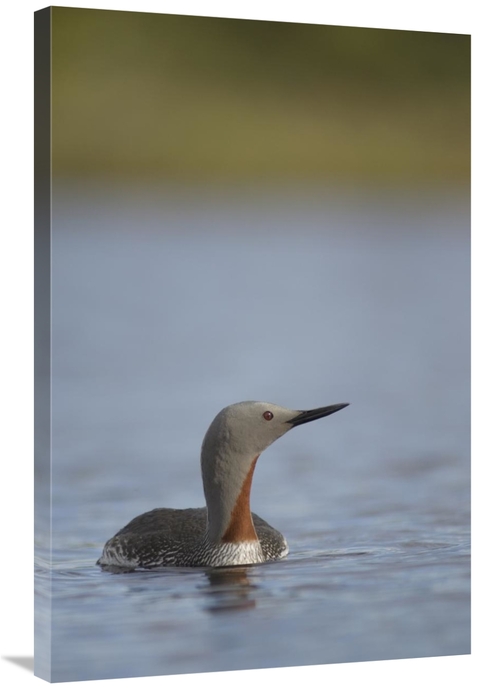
<box><xmin>221</xmin><ymin>455</ymin><xmax>260</xmax><ymax>543</ymax></box>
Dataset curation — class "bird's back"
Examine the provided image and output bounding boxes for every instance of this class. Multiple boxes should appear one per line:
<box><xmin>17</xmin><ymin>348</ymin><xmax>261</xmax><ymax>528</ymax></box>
<box><xmin>97</xmin><ymin>507</ymin><xmax>288</xmax><ymax>570</ymax></box>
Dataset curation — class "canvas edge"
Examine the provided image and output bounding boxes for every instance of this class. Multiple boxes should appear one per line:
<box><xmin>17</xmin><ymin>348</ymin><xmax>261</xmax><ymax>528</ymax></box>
<box><xmin>34</xmin><ymin>5</ymin><xmax>52</xmax><ymax>682</ymax></box>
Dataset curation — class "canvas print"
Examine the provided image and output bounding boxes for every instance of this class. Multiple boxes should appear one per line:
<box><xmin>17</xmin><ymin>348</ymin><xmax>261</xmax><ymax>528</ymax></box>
<box><xmin>34</xmin><ymin>6</ymin><xmax>471</xmax><ymax>683</ymax></box>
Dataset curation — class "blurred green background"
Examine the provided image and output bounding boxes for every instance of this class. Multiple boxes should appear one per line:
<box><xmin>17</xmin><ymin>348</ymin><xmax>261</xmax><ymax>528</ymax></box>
<box><xmin>51</xmin><ymin>7</ymin><xmax>470</xmax><ymax>186</ymax></box>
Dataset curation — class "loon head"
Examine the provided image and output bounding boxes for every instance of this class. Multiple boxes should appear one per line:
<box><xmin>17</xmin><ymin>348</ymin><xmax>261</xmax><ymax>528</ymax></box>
<box><xmin>200</xmin><ymin>401</ymin><xmax>349</xmax><ymax>543</ymax></box>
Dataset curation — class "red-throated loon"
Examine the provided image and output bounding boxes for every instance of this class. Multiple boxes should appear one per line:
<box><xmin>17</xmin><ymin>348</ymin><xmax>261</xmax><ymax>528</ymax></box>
<box><xmin>97</xmin><ymin>401</ymin><xmax>349</xmax><ymax>570</ymax></box>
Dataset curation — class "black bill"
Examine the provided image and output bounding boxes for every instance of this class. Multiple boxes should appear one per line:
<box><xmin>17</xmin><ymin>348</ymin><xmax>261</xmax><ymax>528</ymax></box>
<box><xmin>288</xmin><ymin>403</ymin><xmax>349</xmax><ymax>427</ymax></box>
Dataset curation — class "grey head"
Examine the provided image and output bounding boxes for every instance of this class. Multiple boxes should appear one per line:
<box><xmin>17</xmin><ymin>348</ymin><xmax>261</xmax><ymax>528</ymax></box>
<box><xmin>201</xmin><ymin>401</ymin><xmax>349</xmax><ymax>543</ymax></box>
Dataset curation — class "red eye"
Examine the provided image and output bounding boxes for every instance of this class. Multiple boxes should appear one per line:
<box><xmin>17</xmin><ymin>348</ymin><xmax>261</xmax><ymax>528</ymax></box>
<box><xmin>263</xmin><ymin>411</ymin><xmax>274</xmax><ymax>421</ymax></box>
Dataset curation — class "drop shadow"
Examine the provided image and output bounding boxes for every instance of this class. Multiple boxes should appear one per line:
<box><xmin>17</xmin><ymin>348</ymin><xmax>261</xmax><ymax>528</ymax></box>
<box><xmin>2</xmin><ymin>656</ymin><xmax>34</xmax><ymax>673</ymax></box>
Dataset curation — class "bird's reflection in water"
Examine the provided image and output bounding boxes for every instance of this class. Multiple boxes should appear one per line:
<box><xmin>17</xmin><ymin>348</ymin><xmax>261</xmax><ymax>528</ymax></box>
<box><xmin>203</xmin><ymin>567</ymin><xmax>257</xmax><ymax>614</ymax></box>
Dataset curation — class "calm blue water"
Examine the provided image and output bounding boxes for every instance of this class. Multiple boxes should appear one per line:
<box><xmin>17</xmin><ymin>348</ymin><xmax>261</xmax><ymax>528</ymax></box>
<box><xmin>36</xmin><ymin>185</ymin><xmax>470</xmax><ymax>681</ymax></box>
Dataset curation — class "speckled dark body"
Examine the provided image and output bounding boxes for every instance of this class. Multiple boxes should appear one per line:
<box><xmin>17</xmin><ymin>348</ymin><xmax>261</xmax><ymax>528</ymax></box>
<box><xmin>97</xmin><ymin>507</ymin><xmax>288</xmax><ymax>570</ymax></box>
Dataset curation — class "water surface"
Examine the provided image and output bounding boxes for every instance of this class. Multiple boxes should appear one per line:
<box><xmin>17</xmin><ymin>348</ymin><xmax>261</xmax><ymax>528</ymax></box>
<box><xmin>36</xmin><ymin>186</ymin><xmax>470</xmax><ymax>681</ymax></box>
